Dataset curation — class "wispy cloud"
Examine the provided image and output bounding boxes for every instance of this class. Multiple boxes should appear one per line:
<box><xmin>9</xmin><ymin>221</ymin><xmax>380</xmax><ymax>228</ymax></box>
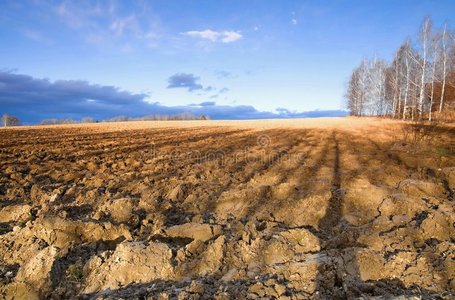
<box><xmin>182</xmin><ymin>29</ymin><xmax>243</xmax><ymax>43</ymax></box>
<box><xmin>110</xmin><ymin>15</ymin><xmax>138</xmax><ymax>36</ymax></box>
<box><xmin>49</xmin><ymin>0</ymin><xmax>163</xmax><ymax>50</ymax></box>
<box><xmin>210</xmin><ymin>87</ymin><xmax>229</xmax><ymax>99</ymax></box>
<box><xmin>22</xmin><ymin>28</ymin><xmax>53</xmax><ymax>45</ymax></box>
<box><xmin>214</xmin><ymin>70</ymin><xmax>232</xmax><ymax>79</ymax></box>
<box><xmin>12</xmin><ymin>2</ymin><xmax>243</xmax><ymax>51</ymax></box>
<box><xmin>54</xmin><ymin>1</ymin><xmax>102</xmax><ymax>29</ymax></box>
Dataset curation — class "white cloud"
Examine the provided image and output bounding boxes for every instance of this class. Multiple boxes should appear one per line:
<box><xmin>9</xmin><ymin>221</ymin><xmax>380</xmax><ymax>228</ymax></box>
<box><xmin>291</xmin><ymin>19</ymin><xmax>298</xmax><ymax>25</ymax></box>
<box><xmin>182</xmin><ymin>29</ymin><xmax>242</xmax><ymax>43</ymax></box>
<box><xmin>183</xmin><ymin>30</ymin><xmax>220</xmax><ymax>41</ymax></box>
<box><xmin>221</xmin><ymin>31</ymin><xmax>242</xmax><ymax>43</ymax></box>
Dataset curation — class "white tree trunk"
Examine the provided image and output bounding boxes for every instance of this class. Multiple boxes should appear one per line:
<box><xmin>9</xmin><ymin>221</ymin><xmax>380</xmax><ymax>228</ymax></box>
<box><xmin>418</xmin><ymin>19</ymin><xmax>430</xmax><ymax>120</ymax></box>
<box><xmin>392</xmin><ymin>57</ymin><xmax>400</xmax><ymax>118</ymax></box>
<box><xmin>429</xmin><ymin>41</ymin><xmax>438</xmax><ymax>122</ymax></box>
<box><xmin>429</xmin><ymin>34</ymin><xmax>440</xmax><ymax>122</ymax></box>
<box><xmin>403</xmin><ymin>50</ymin><xmax>410</xmax><ymax>120</ymax></box>
<box><xmin>439</xmin><ymin>25</ymin><xmax>447</xmax><ymax>113</ymax></box>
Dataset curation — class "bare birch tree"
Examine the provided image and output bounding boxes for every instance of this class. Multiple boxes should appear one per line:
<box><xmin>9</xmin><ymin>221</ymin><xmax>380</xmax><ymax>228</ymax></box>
<box><xmin>345</xmin><ymin>17</ymin><xmax>454</xmax><ymax>121</ymax></box>
<box><xmin>417</xmin><ymin>18</ymin><xmax>432</xmax><ymax>120</ymax></box>
<box><xmin>429</xmin><ymin>31</ymin><xmax>440</xmax><ymax>121</ymax></box>
<box><xmin>439</xmin><ymin>24</ymin><xmax>449</xmax><ymax>113</ymax></box>
<box><xmin>403</xmin><ymin>41</ymin><xmax>412</xmax><ymax>119</ymax></box>
<box><xmin>1</xmin><ymin>113</ymin><xmax>21</xmax><ymax>127</ymax></box>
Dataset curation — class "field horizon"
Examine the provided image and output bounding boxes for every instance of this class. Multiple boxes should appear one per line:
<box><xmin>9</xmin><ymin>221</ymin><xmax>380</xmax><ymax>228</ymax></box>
<box><xmin>0</xmin><ymin>116</ymin><xmax>419</xmax><ymax>130</ymax></box>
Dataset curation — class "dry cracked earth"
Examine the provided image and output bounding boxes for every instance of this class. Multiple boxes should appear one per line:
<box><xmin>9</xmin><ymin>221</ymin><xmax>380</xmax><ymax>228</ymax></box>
<box><xmin>0</xmin><ymin>118</ymin><xmax>454</xmax><ymax>299</ymax></box>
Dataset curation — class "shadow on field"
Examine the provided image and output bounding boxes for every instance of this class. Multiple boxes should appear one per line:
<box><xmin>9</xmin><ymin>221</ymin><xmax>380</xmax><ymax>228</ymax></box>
<box><xmin>313</xmin><ymin>129</ymin><xmax>453</xmax><ymax>299</ymax></box>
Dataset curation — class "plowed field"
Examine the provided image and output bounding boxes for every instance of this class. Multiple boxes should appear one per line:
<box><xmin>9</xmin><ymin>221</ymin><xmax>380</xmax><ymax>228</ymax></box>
<box><xmin>0</xmin><ymin>118</ymin><xmax>454</xmax><ymax>299</ymax></box>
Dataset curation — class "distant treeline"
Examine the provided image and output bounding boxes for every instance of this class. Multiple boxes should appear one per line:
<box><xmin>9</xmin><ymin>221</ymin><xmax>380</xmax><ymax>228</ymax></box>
<box><xmin>104</xmin><ymin>112</ymin><xmax>210</xmax><ymax>122</ymax></box>
<box><xmin>40</xmin><ymin>117</ymin><xmax>95</xmax><ymax>125</ymax></box>
<box><xmin>39</xmin><ymin>112</ymin><xmax>210</xmax><ymax>125</ymax></box>
<box><xmin>346</xmin><ymin>17</ymin><xmax>455</xmax><ymax>122</ymax></box>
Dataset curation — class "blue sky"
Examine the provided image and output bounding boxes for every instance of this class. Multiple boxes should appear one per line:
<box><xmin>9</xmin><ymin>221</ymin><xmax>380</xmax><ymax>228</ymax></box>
<box><xmin>1</xmin><ymin>0</ymin><xmax>455</xmax><ymax>123</ymax></box>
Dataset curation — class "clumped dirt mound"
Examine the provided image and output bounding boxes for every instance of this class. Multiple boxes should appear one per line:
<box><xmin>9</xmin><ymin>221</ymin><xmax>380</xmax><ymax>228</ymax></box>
<box><xmin>0</xmin><ymin>119</ymin><xmax>454</xmax><ymax>299</ymax></box>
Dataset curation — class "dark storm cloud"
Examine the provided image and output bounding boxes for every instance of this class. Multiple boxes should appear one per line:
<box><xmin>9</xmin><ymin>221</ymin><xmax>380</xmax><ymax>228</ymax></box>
<box><xmin>0</xmin><ymin>71</ymin><xmax>347</xmax><ymax>124</ymax></box>
<box><xmin>0</xmin><ymin>71</ymin><xmax>155</xmax><ymax>123</ymax></box>
<box><xmin>166</xmin><ymin>73</ymin><xmax>203</xmax><ymax>91</ymax></box>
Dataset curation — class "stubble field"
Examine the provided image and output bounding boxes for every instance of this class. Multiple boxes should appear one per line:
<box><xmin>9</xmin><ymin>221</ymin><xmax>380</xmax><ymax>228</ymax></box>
<box><xmin>0</xmin><ymin>118</ymin><xmax>454</xmax><ymax>299</ymax></box>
